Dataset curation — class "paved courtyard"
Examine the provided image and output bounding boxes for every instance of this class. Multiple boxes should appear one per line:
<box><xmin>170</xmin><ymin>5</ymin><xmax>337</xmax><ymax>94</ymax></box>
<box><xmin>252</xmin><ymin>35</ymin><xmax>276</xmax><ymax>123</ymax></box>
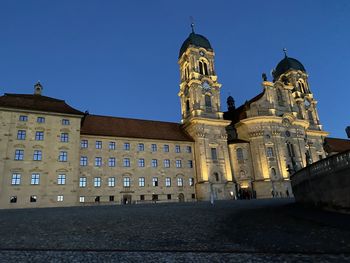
<box><xmin>0</xmin><ymin>198</ymin><xmax>349</xmax><ymax>262</ymax></box>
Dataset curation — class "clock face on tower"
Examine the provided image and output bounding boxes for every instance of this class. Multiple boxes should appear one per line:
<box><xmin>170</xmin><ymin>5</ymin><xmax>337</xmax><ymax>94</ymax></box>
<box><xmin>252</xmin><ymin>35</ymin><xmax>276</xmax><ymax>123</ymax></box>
<box><xmin>201</xmin><ymin>81</ymin><xmax>211</xmax><ymax>92</ymax></box>
<box><xmin>199</xmin><ymin>50</ymin><xmax>205</xmax><ymax>56</ymax></box>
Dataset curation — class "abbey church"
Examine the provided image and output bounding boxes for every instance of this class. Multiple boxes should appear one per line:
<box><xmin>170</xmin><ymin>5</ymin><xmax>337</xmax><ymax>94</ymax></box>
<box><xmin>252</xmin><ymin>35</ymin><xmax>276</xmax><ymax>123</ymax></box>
<box><xmin>0</xmin><ymin>28</ymin><xmax>328</xmax><ymax>209</ymax></box>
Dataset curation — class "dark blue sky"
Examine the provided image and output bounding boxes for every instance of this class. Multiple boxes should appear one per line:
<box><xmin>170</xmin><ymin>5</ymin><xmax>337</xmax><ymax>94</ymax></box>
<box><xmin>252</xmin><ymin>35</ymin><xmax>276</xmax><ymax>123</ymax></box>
<box><xmin>1</xmin><ymin>1</ymin><xmax>349</xmax><ymax>138</ymax></box>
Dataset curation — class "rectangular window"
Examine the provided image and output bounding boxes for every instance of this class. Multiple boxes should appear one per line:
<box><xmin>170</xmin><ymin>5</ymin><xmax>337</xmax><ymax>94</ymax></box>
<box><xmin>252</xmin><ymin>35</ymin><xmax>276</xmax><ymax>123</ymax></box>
<box><xmin>152</xmin><ymin>177</ymin><xmax>158</xmax><ymax>187</ymax></box>
<box><xmin>35</xmin><ymin>131</ymin><xmax>44</xmax><ymax>141</ymax></box>
<box><xmin>94</xmin><ymin>177</ymin><xmax>101</xmax><ymax>187</ymax></box>
<box><xmin>123</xmin><ymin>177</ymin><xmax>130</xmax><ymax>187</ymax></box>
<box><xmin>11</xmin><ymin>173</ymin><xmax>21</xmax><ymax>185</ymax></box>
<box><xmin>57</xmin><ymin>195</ymin><xmax>64</xmax><ymax>202</ymax></box>
<box><xmin>60</xmin><ymin>133</ymin><xmax>69</xmax><ymax>142</ymax></box>
<box><xmin>95</xmin><ymin>196</ymin><xmax>100</xmax><ymax>202</ymax></box>
<box><xmin>186</xmin><ymin>146</ymin><xmax>192</xmax><ymax>153</ymax></box>
<box><xmin>31</xmin><ymin>173</ymin><xmax>40</xmax><ymax>185</ymax></box>
<box><xmin>176</xmin><ymin>160</ymin><xmax>182</xmax><ymax>168</ymax></box>
<box><xmin>37</xmin><ymin>117</ymin><xmax>45</xmax><ymax>123</ymax></box>
<box><xmin>267</xmin><ymin>147</ymin><xmax>274</xmax><ymax>157</ymax></box>
<box><xmin>62</xmin><ymin>119</ymin><xmax>70</xmax><ymax>125</ymax></box>
<box><xmin>19</xmin><ymin>115</ymin><xmax>28</xmax><ymax>122</ymax></box>
<box><xmin>167</xmin><ymin>194</ymin><xmax>171</xmax><ymax>200</ymax></box>
<box><xmin>189</xmin><ymin>178</ymin><xmax>194</xmax><ymax>186</ymax></box>
<box><xmin>124</xmin><ymin>142</ymin><xmax>130</xmax><ymax>150</ymax></box>
<box><xmin>95</xmin><ymin>141</ymin><xmax>102</xmax><ymax>149</ymax></box>
<box><xmin>139</xmin><ymin>177</ymin><xmax>145</xmax><ymax>187</ymax></box>
<box><xmin>138</xmin><ymin>158</ymin><xmax>145</xmax><ymax>167</ymax></box>
<box><xmin>79</xmin><ymin>177</ymin><xmax>87</xmax><ymax>187</ymax></box>
<box><xmin>211</xmin><ymin>148</ymin><xmax>218</xmax><ymax>160</ymax></box>
<box><xmin>192</xmin><ymin>194</ymin><xmax>196</xmax><ymax>199</ymax></box>
<box><xmin>95</xmin><ymin>157</ymin><xmax>102</xmax><ymax>167</ymax></box>
<box><xmin>188</xmin><ymin>160</ymin><xmax>193</xmax><ymax>168</ymax></box>
<box><xmin>140</xmin><ymin>195</ymin><xmax>145</xmax><ymax>201</ymax></box>
<box><xmin>33</xmin><ymin>150</ymin><xmax>42</xmax><ymax>161</ymax></box>
<box><xmin>79</xmin><ymin>196</ymin><xmax>85</xmax><ymax>203</ymax></box>
<box><xmin>151</xmin><ymin>159</ymin><xmax>158</xmax><ymax>168</ymax></box>
<box><xmin>108</xmin><ymin>157</ymin><xmax>116</xmax><ymax>167</ymax></box>
<box><xmin>81</xmin><ymin>140</ymin><xmax>88</xmax><ymax>148</ymax></box>
<box><xmin>109</xmin><ymin>196</ymin><xmax>114</xmax><ymax>202</ymax></box>
<box><xmin>14</xmin><ymin>149</ymin><xmax>24</xmax><ymax>160</ymax></box>
<box><xmin>175</xmin><ymin>145</ymin><xmax>181</xmax><ymax>153</ymax></box>
<box><xmin>165</xmin><ymin>177</ymin><xmax>171</xmax><ymax>187</ymax></box>
<box><xmin>138</xmin><ymin>143</ymin><xmax>144</xmax><ymax>151</ymax></box>
<box><xmin>30</xmin><ymin>195</ymin><xmax>37</xmax><ymax>203</ymax></box>
<box><xmin>108</xmin><ymin>177</ymin><xmax>115</xmax><ymax>187</ymax></box>
<box><xmin>163</xmin><ymin>144</ymin><xmax>169</xmax><ymax>152</ymax></box>
<box><xmin>17</xmin><ymin>130</ymin><xmax>26</xmax><ymax>140</ymax></box>
<box><xmin>177</xmin><ymin>177</ymin><xmax>183</xmax><ymax>187</ymax></box>
<box><xmin>57</xmin><ymin>174</ymin><xmax>66</xmax><ymax>185</ymax></box>
<box><xmin>10</xmin><ymin>196</ymin><xmax>17</xmax><ymax>203</ymax></box>
<box><xmin>163</xmin><ymin>159</ymin><xmax>170</xmax><ymax>168</ymax></box>
<box><xmin>109</xmin><ymin>141</ymin><xmax>116</xmax><ymax>150</ymax></box>
<box><xmin>151</xmin><ymin>144</ymin><xmax>157</xmax><ymax>152</ymax></box>
<box><xmin>123</xmin><ymin>158</ymin><xmax>130</xmax><ymax>167</ymax></box>
<box><xmin>59</xmin><ymin>151</ymin><xmax>67</xmax><ymax>162</ymax></box>
<box><xmin>80</xmin><ymin>156</ymin><xmax>88</xmax><ymax>166</ymax></box>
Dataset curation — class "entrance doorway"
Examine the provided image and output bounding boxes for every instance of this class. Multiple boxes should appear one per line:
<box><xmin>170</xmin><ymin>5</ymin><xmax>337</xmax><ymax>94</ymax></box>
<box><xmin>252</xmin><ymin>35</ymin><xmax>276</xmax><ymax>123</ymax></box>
<box><xmin>178</xmin><ymin>193</ymin><xmax>185</xmax><ymax>202</ymax></box>
<box><xmin>122</xmin><ymin>194</ymin><xmax>132</xmax><ymax>204</ymax></box>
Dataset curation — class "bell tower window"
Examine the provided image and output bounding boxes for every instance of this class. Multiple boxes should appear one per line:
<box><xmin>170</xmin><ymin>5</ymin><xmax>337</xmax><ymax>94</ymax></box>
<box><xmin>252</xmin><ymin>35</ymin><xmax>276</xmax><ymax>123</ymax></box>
<box><xmin>205</xmin><ymin>95</ymin><xmax>212</xmax><ymax>111</ymax></box>
<box><xmin>277</xmin><ymin>88</ymin><xmax>284</xmax><ymax>106</ymax></box>
<box><xmin>199</xmin><ymin>60</ymin><xmax>209</xmax><ymax>75</ymax></box>
<box><xmin>186</xmin><ymin>99</ymin><xmax>190</xmax><ymax>113</ymax></box>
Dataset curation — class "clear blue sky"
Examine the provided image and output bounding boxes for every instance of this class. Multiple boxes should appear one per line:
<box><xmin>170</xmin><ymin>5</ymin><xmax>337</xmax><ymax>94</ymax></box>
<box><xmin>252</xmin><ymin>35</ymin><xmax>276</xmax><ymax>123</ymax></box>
<box><xmin>1</xmin><ymin>1</ymin><xmax>349</xmax><ymax>138</ymax></box>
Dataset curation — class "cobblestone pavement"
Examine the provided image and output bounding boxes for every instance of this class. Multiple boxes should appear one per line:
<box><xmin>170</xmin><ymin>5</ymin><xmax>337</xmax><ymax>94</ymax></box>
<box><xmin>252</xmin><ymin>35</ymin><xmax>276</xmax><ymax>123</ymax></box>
<box><xmin>0</xmin><ymin>199</ymin><xmax>349</xmax><ymax>262</ymax></box>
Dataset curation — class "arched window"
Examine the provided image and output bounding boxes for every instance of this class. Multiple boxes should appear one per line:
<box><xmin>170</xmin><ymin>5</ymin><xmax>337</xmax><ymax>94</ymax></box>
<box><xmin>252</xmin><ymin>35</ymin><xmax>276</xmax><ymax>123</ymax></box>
<box><xmin>214</xmin><ymin>172</ymin><xmax>219</xmax><ymax>182</ymax></box>
<box><xmin>205</xmin><ymin>95</ymin><xmax>212</xmax><ymax>111</ymax></box>
<box><xmin>236</xmin><ymin>148</ymin><xmax>244</xmax><ymax>161</ymax></box>
<box><xmin>186</xmin><ymin>99</ymin><xmax>190</xmax><ymax>113</ymax></box>
<box><xmin>239</xmin><ymin>170</ymin><xmax>246</xmax><ymax>177</ymax></box>
<box><xmin>286</xmin><ymin>142</ymin><xmax>295</xmax><ymax>157</ymax></box>
<box><xmin>199</xmin><ymin>60</ymin><xmax>209</xmax><ymax>75</ymax></box>
<box><xmin>267</xmin><ymin>147</ymin><xmax>274</xmax><ymax>157</ymax></box>
<box><xmin>271</xmin><ymin>168</ymin><xmax>276</xmax><ymax>178</ymax></box>
<box><xmin>277</xmin><ymin>88</ymin><xmax>284</xmax><ymax>106</ymax></box>
<box><xmin>298</xmin><ymin>80</ymin><xmax>306</xmax><ymax>93</ymax></box>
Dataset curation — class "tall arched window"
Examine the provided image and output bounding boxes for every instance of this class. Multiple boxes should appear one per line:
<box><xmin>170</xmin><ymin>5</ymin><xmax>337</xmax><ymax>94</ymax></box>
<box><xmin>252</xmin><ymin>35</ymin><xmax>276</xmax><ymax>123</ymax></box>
<box><xmin>271</xmin><ymin>168</ymin><xmax>276</xmax><ymax>178</ymax></box>
<box><xmin>236</xmin><ymin>148</ymin><xmax>244</xmax><ymax>161</ymax></box>
<box><xmin>286</xmin><ymin>142</ymin><xmax>295</xmax><ymax>157</ymax></box>
<box><xmin>277</xmin><ymin>88</ymin><xmax>284</xmax><ymax>106</ymax></box>
<box><xmin>199</xmin><ymin>61</ymin><xmax>209</xmax><ymax>75</ymax></box>
<box><xmin>214</xmin><ymin>172</ymin><xmax>219</xmax><ymax>182</ymax></box>
<box><xmin>186</xmin><ymin>99</ymin><xmax>190</xmax><ymax>113</ymax></box>
<box><xmin>205</xmin><ymin>95</ymin><xmax>212</xmax><ymax>111</ymax></box>
<box><xmin>298</xmin><ymin>80</ymin><xmax>306</xmax><ymax>93</ymax></box>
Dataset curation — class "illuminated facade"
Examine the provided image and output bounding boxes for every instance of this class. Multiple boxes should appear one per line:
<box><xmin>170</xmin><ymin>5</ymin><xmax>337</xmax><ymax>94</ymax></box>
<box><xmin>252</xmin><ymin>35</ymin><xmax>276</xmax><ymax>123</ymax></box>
<box><xmin>0</xmin><ymin>28</ymin><xmax>328</xmax><ymax>209</ymax></box>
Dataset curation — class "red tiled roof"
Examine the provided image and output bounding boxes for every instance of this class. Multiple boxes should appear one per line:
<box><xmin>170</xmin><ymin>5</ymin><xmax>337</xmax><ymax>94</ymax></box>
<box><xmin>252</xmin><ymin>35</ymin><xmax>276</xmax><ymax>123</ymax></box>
<box><xmin>0</xmin><ymin>93</ymin><xmax>84</xmax><ymax>115</ymax></box>
<box><xmin>324</xmin><ymin>137</ymin><xmax>350</xmax><ymax>154</ymax></box>
<box><xmin>81</xmin><ymin>114</ymin><xmax>194</xmax><ymax>142</ymax></box>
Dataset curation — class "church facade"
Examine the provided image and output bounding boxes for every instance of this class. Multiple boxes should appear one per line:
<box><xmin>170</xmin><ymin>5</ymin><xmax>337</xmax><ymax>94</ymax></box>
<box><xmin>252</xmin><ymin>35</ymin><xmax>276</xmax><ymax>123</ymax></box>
<box><xmin>0</xmin><ymin>29</ymin><xmax>328</xmax><ymax>209</ymax></box>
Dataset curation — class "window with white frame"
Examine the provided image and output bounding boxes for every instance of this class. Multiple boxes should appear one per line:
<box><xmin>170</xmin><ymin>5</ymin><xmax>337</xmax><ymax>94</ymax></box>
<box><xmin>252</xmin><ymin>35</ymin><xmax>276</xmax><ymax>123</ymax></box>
<box><xmin>81</xmin><ymin>140</ymin><xmax>88</xmax><ymax>148</ymax></box>
<box><xmin>33</xmin><ymin>150</ymin><xmax>42</xmax><ymax>161</ymax></box>
<box><xmin>138</xmin><ymin>158</ymin><xmax>145</xmax><ymax>167</ymax></box>
<box><xmin>14</xmin><ymin>149</ymin><xmax>24</xmax><ymax>160</ymax></box>
<box><xmin>124</xmin><ymin>142</ymin><xmax>130</xmax><ymax>150</ymax></box>
<box><xmin>17</xmin><ymin>130</ymin><xmax>26</xmax><ymax>140</ymax></box>
<box><xmin>94</xmin><ymin>177</ymin><xmax>101</xmax><ymax>187</ymax></box>
<box><xmin>189</xmin><ymin>177</ymin><xmax>194</xmax><ymax>186</ymax></box>
<box><xmin>175</xmin><ymin>145</ymin><xmax>181</xmax><ymax>153</ymax></box>
<box><xmin>57</xmin><ymin>195</ymin><xmax>64</xmax><ymax>202</ymax></box>
<box><xmin>151</xmin><ymin>144</ymin><xmax>157</xmax><ymax>152</ymax></box>
<box><xmin>95</xmin><ymin>141</ymin><xmax>102</xmax><ymax>149</ymax></box>
<box><xmin>138</xmin><ymin>143</ymin><xmax>144</xmax><ymax>151</ymax></box>
<box><xmin>188</xmin><ymin>160</ymin><xmax>193</xmax><ymax>168</ymax></box>
<box><xmin>31</xmin><ymin>173</ymin><xmax>40</xmax><ymax>185</ymax></box>
<box><xmin>60</xmin><ymin>133</ymin><xmax>69</xmax><ymax>142</ymax></box>
<box><xmin>79</xmin><ymin>196</ymin><xmax>85</xmax><ymax>203</ymax></box>
<box><xmin>151</xmin><ymin>159</ymin><xmax>158</xmax><ymax>167</ymax></box>
<box><xmin>59</xmin><ymin>151</ymin><xmax>67</xmax><ymax>162</ymax></box>
<box><xmin>109</xmin><ymin>141</ymin><xmax>116</xmax><ymax>150</ymax></box>
<box><xmin>152</xmin><ymin>177</ymin><xmax>158</xmax><ymax>187</ymax></box>
<box><xmin>37</xmin><ymin>117</ymin><xmax>45</xmax><ymax>123</ymax></box>
<box><xmin>62</xmin><ymin>119</ymin><xmax>70</xmax><ymax>125</ymax></box>
<box><xmin>163</xmin><ymin>145</ymin><xmax>169</xmax><ymax>152</ymax></box>
<box><xmin>79</xmin><ymin>177</ymin><xmax>87</xmax><ymax>187</ymax></box>
<box><xmin>108</xmin><ymin>157</ymin><xmax>116</xmax><ymax>167</ymax></box>
<box><xmin>139</xmin><ymin>177</ymin><xmax>145</xmax><ymax>187</ymax></box>
<box><xmin>186</xmin><ymin>146</ymin><xmax>192</xmax><ymax>153</ymax></box>
<box><xmin>19</xmin><ymin>115</ymin><xmax>28</xmax><ymax>122</ymax></box>
<box><xmin>165</xmin><ymin>177</ymin><xmax>171</xmax><ymax>187</ymax></box>
<box><xmin>108</xmin><ymin>177</ymin><xmax>115</xmax><ymax>187</ymax></box>
<box><xmin>177</xmin><ymin>177</ymin><xmax>183</xmax><ymax>187</ymax></box>
<box><xmin>164</xmin><ymin>159</ymin><xmax>170</xmax><ymax>168</ymax></box>
<box><xmin>123</xmin><ymin>177</ymin><xmax>130</xmax><ymax>187</ymax></box>
<box><xmin>176</xmin><ymin>160</ymin><xmax>182</xmax><ymax>168</ymax></box>
<box><xmin>35</xmin><ymin>131</ymin><xmax>44</xmax><ymax>141</ymax></box>
<box><xmin>80</xmin><ymin>156</ymin><xmax>88</xmax><ymax>166</ymax></box>
<box><xmin>57</xmin><ymin>174</ymin><xmax>66</xmax><ymax>185</ymax></box>
<box><xmin>123</xmin><ymin>158</ymin><xmax>130</xmax><ymax>167</ymax></box>
<box><xmin>95</xmin><ymin>157</ymin><xmax>102</xmax><ymax>167</ymax></box>
<box><xmin>11</xmin><ymin>173</ymin><xmax>21</xmax><ymax>185</ymax></box>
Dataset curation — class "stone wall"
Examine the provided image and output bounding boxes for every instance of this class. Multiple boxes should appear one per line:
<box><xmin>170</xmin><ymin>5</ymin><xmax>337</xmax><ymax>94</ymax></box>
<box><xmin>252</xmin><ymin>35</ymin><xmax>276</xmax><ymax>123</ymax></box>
<box><xmin>291</xmin><ymin>150</ymin><xmax>350</xmax><ymax>211</ymax></box>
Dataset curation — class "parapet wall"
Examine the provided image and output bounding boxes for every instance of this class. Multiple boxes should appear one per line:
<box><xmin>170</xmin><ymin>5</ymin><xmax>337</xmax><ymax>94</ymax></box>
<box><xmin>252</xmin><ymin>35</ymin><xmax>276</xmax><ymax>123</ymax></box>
<box><xmin>291</xmin><ymin>150</ymin><xmax>350</xmax><ymax>211</ymax></box>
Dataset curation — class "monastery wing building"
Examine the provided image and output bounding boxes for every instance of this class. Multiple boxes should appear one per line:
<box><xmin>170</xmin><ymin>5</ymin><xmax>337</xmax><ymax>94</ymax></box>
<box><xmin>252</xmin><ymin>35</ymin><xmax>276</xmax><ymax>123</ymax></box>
<box><xmin>0</xmin><ymin>29</ymin><xmax>328</xmax><ymax>209</ymax></box>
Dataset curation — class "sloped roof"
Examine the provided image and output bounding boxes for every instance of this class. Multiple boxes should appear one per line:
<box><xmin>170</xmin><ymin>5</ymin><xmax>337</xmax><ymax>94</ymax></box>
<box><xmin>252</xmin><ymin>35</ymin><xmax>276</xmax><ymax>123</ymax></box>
<box><xmin>324</xmin><ymin>137</ymin><xmax>350</xmax><ymax>154</ymax></box>
<box><xmin>81</xmin><ymin>114</ymin><xmax>194</xmax><ymax>142</ymax></box>
<box><xmin>0</xmin><ymin>93</ymin><xmax>84</xmax><ymax>115</ymax></box>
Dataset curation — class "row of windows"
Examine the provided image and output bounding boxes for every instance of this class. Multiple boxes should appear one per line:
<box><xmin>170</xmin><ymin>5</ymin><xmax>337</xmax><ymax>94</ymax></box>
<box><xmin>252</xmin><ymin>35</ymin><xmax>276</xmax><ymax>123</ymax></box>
<box><xmin>14</xmin><ymin>150</ymin><xmax>68</xmax><ymax>162</ymax></box>
<box><xmin>81</xmin><ymin>156</ymin><xmax>193</xmax><ymax>168</ymax></box>
<box><xmin>79</xmin><ymin>176</ymin><xmax>194</xmax><ymax>188</ymax></box>
<box><xmin>235</xmin><ymin>147</ymin><xmax>275</xmax><ymax>161</ymax></box>
<box><xmin>11</xmin><ymin>173</ymin><xmax>66</xmax><ymax>185</ymax></box>
<box><xmin>81</xmin><ymin>140</ymin><xmax>192</xmax><ymax>153</ymax></box>
<box><xmin>18</xmin><ymin>115</ymin><xmax>70</xmax><ymax>125</ymax></box>
<box><xmin>17</xmin><ymin>130</ymin><xmax>70</xmax><ymax>142</ymax></box>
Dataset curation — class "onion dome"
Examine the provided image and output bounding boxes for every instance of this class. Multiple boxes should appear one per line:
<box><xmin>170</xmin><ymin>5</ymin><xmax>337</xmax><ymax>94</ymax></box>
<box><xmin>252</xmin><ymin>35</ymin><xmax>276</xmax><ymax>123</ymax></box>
<box><xmin>179</xmin><ymin>24</ymin><xmax>212</xmax><ymax>58</ymax></box>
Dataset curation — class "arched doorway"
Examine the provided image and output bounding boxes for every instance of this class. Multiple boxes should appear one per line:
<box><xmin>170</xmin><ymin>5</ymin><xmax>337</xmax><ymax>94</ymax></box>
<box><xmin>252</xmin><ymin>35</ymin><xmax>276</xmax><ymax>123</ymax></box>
<box><xmin>178</xmin><ymin>193</ymin><xmax>185</xmax><ymax>202</ymax></box>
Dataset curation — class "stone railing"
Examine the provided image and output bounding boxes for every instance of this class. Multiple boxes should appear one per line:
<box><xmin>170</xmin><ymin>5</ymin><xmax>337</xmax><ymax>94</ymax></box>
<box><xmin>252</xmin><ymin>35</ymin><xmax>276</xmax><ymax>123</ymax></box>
<box><xmin>291</xmin><ymin>150</ymin><xmax>350</xmax><ymax>211</ymax></box>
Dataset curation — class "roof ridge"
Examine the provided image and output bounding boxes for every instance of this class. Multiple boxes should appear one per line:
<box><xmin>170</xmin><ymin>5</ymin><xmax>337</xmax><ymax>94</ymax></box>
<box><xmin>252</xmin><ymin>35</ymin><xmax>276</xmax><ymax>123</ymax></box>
<box><xmin>88</xmin><ymin>114</ymin><xmax>181</xmax><ymax>125</ymax></box>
